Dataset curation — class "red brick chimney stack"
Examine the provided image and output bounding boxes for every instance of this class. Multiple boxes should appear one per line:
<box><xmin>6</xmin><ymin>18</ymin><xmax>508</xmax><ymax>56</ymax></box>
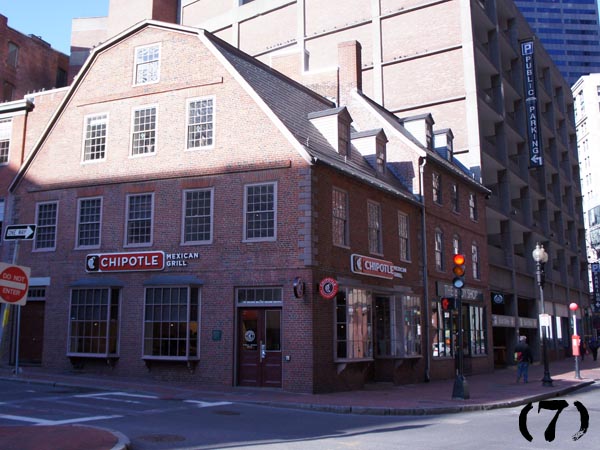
<box><xmin>337</xmin><ymin>40</ymin><xmax>362</xmax><ymax>106</ymax></box>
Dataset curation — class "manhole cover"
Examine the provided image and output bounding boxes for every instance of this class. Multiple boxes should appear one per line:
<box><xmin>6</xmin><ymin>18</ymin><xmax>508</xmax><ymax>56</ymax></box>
<box><xmin>138</xmin><ymin>434</ymin><xmax>186</xmax><ymax>443</ymax></box>
<box><xmin>212</xmin><ymin>410</ymin><xmax>241</xmax><ymax>416</ymax></box>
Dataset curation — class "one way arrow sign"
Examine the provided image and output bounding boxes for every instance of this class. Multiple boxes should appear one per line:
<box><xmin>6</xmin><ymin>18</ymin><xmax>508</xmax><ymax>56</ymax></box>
<box><xmin>4</xmin><ymin>224</ymin><xmax>37</xmax><ymax>241</ymax></box>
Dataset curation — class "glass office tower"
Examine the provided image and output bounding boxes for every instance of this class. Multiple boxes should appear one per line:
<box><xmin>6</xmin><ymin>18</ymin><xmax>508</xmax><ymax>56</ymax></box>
<box><xmin>515</xmin><ymin>0</ymin><xmax>600</xmax><ymax>85</ymax></box>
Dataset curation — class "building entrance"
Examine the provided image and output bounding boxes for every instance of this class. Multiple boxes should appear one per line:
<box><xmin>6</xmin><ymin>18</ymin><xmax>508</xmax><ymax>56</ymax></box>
<box><xmin>237</xmin><ymin>308</ymin><xmax>282</xmax><ymax>387</ymax></box>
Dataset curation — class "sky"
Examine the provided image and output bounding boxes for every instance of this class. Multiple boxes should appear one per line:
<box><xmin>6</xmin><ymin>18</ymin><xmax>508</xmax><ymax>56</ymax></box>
<box><xmin>1</xmin><ymin>0</ymin><xmax>108</xmax><ymax>54</ymax></box>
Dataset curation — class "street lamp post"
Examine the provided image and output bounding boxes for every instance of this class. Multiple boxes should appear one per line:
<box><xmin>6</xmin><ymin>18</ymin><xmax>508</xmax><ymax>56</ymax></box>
<box><xmin>532</xmin><ymin>242</ymin><xmax>553</xmax><ymax>387</ymax></box>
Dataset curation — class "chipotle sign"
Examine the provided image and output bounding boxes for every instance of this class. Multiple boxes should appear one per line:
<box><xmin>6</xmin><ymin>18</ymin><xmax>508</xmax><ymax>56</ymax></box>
<box><xmin>86</xmin><ymin>251</ymin><xmax>165</xmax><ymax>273</ymax></box>
<box><xmin>350</xmin><ymin>254</ymin><xmax>406</xmax><ymax>279</ymax></box>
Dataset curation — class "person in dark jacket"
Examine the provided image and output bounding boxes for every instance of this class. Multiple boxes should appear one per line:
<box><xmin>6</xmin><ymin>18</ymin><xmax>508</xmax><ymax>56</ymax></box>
<box><xmin>515</xmin><ymin>335</ymin><xmax>534</xmax><ymax>383</ymax></box>
<box><xmin>589</xmin><ymin>338</ymin><xmax>598</xmax><ymax>361</ymax></box>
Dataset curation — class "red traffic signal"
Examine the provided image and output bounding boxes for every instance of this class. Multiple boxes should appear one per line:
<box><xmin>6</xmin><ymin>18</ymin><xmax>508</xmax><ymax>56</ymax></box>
<box><xmin>452</xmin><ymin>253</ymin><xmax>465</xmax><ymax>289</ymax></box>
<box><xmin>441</xmin><ymin>297</ymin><xmax>455</xmax><ymax>311</ymax></box>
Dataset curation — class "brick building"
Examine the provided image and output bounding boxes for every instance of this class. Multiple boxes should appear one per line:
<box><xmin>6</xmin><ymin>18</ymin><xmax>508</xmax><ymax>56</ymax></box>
<box><xmin>1</xmin><ymin>19</ymin><xmax>490</xmax><ymax>391</ymax></box>
<box><xmin>0</xmin><ymin>14</ymin><xmax>69</xmax><ymax>102</ymax></box>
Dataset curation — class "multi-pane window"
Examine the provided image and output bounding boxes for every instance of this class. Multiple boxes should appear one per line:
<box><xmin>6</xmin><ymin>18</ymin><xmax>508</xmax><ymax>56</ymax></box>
<box><xmin>374</xmin><ymin>295</ymin><xmax>421</xmax><ymax>358</ymax></box>
<box><xmin>187</xmin><ymin>97</ymin><xmax>214</xmax><ymax>149</ymax></box>
<box><xmin>83</xmin><ymin>113</ymin><xmax>108</xmax><ymax>161</ymax></box>
<box><xmin>143</xmin><ymin>286</ymin><xmax>200</xmax><ymax>359</ymax></box>
<box><xmin>126</xmin><ymin>193</ymin><xmax>153</xmax><ymax>246</ymax></box>
<box><xmin>451</xmin><ymin>183</ymin><xmax>459</xmax><ymax>212</ymax></box>
<box><xmin>132</xmin><ymin>106</ymin><xmax>157</xmax><ymax>155</ymax></box>
<box><xmin>68</xmin><ymin>288</ymin><xmax>120</xmax><ymax>356</ymax></box>
<box><xmin>452</xmin><ymin>234</ymin><xmax>460</xmax><ymax>255</ymax></box>
<box><xmin>469</xmin><ymin>305</ymin><xmax>486</xmax><ymax>355</ymax></box>
<box><xmin>77</xmin><ymin>197</ymin><xmax>102</xmax><ymax>248</ymax></box>
<box><xmin>368</xmin><ymin>201</ymin><xmax>382</xmax><ymax>254</ymax></box>
<box><xmin>0</xmin><ymin>118</ymin><xmax>11</xmax><ymax>164</ymax></box>
<box><xmin>431</xmin><ymin>300</ymin><xmax>454</xmax><ymax>358</ymax></box>
<box><xmin>434</xmin><ymin>228</ymin><xmax>444</xmax><ymax>271</ymax></box>
<box><xmin>183</xmin><ymin>189</ymin><xmax>213</xmax><ymax>243</ymax></box>
<box><xmin>472</xmin><ymin>242</ymin><xmax>480</xmax><ymax>280</ymax></box>
<box><xmin>35</xmin><ymin>202</ymin><xmax>58</xmax><ymax>250</ymax></box>
<box><xmin>7</xmin><ymin>42</ymin><xmax>19</xmax><ymax>68</ymax></box>
<box><xmin>398</xmin><ymin>212</ymin><xmax>410</xmax><ymax>261</ymax></box>
<box><xmin>335</xmin><ymin>288</ymin><xmax>372</xmax><ymax>360</ymax></box>
<box><xmin>332</xmin><ymin>188</ymin><xmax>349</xmax><ymax>247</ymax></box>
<box><xmin>244</xmin><ymin>183</ymin><xmax>276</xmax><ymax>241</ymax></box>
<box><xmin>432</xmin><ymin>172</ymin><xmax>442</xmax><ymax>204</ymax></box>
<box><xmin>237</xmin><ymin>287</ymin><xmax>282</xmax><ymax>304</ymax></box>
<box><xmin>469</xmin><ymin>193</ymin><xmax>478</xmax><ymax>220</ymax></box>
<box><xmin>134</xmin><ymin>43</ymin><xmax>160</xmax><ymax>85</ymax></box>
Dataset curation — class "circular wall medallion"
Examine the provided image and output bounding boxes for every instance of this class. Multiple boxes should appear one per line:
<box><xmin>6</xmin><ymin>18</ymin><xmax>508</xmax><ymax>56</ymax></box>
<box><xmin>319</xmin><ymin>277</ymin><xmax>339</xmax><ymax>300</ymax></box>
<box><xmin>293</xmin><ymin>277</ymin><xmax>305</xmax><ymax>298</ymax></box>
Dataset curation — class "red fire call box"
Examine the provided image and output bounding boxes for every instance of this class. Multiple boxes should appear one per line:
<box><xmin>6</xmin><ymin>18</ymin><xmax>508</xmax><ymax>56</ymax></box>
<box><xmin>572</xmin><ymin>335</ymin><xmax>580</xmax><ymax>356</ymax></box>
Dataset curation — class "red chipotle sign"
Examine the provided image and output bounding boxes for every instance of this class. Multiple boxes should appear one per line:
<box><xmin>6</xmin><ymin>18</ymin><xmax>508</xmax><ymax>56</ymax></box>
<box><xmin>86</xmin><ymin>251</ymin><xmax>165</xmax><ymax>273</ymax></box>
<box><xmin>350</xmin><ymin>254</ymin><xmax>406</xmax><ymax>279</ymax></box>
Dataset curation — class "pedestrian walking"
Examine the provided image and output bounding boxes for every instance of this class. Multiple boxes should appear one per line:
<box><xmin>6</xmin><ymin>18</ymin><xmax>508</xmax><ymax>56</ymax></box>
<box><xmin>580</xmin><ymin>339</ymin><xmax>586</xmax><ymax>361</ymax></box>
<box><xmin>589</xmin><ymin>338</ymin><xmax>598</xmax><ymax>361</ymax></box>
<box><xmin>515</xmin><ymin>336</ymin><xmax>533</xmax><ymax>383</ymax></box>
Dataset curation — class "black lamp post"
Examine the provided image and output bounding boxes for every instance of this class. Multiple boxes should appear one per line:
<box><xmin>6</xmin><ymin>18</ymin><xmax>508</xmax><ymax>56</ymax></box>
<box><xmin>532</xmin><ymin>242</ymin><xmax>553</xmax><ymax>387</ymax></box>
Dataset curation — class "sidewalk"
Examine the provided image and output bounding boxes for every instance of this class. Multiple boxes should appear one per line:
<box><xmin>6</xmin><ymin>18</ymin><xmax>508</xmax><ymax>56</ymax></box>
<box><xmin>0</xmin><ymin>357</ymin><xmax>598</xmax><ymax>450</ymax></box>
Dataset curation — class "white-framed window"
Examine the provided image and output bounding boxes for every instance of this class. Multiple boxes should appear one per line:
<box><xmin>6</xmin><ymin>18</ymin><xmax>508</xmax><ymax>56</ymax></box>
<box><xmin>368</xmin><ymin>201</ymin><xmax>382</xmax><ymax>254</ymax></box>
<box><xmin>335</xmin><ymin>288</ymin><xmax>373</xmax><ymax>361</ymax></box>
<box><xmin>244</xmin><ymin>182</ymin><xmax>276</xmax><ymax>241</ymax></box>
<box><xmin>134</xmin><ymin>43</ymin><xmax>160</xmax><ymax>85</ymax></box>
<box><xmin>432</xmin><ymin>172</ymin><xmax>442</xmax><ymax>204</ymax></box>
<box><xmin>374</xmin><ymin>295</ymin><xmax>421</xmax><ymax>358</ymax></box>
<box><xmin>68</xmin><ymin>287</ymin><xmax>120</xmax><ymax>356</ymax></box>
<box><xmin>398</xmin><ymin>212</ymin><xmax>410</xmax><ymax>261</ymax></box>
<box><xmin>469</xmin><ymin>192</ymin><xmax>478</xmax><ymax>221</ymax></box>
<box><xmin>469</xmin><ymin>305</ymin><xmax>486</xmax><ymax>355</ymax></box>
<box><xmin>332</xmin><ymin>188</ymin><xmax>349</xmax><ymax>247</ymax></box>
<box><xmin>434</xmin><ymin>228</ymin><xmax>444</xmax><ymax>271</ymax></box>
<box><xmin>186</xmin><ymin>97</ymin><xmax>214</xmax><ymax>149</ymax></box>
<box><xmin>131</xmin><ymin>106</ymin><xmax>157</xmax><ymax>156</ymax></box>
<box><xmin>35</xmin><ymin>201</ymin><xmax>58</xmax><ymax>251</ymax></box>
<box><xmin>83</xmin><ymin>113</ymin><xmax>108</xmax><ymax>162</ymax></box>
<box><xmin>452</xmin><ymin>234</ymin><xmax>460</xmax><ymax>255</ymax></box>
<box><xmin>472</xmin><ymin>242</ymin><xmax>480</xmax><ymax>280</ymax></box>
<box><xmin>451</xmin><ymin>182</ymin><xmax>459</xmax><ymax>212</ymax></box>
<box><xmin>125</xmin><ymin>193</ymin><xmax>154</xmax><ymax>246</ymax></box>
<box><xmin>182</xmin><ymin>188</ymin><xmax>213</xmax><ymax>244</ymax></box>
<box><xmin>143</xmin><ymin>286</ymin><xmax>200</xmax><ymax>359</ymax></box>
<box><xmin>0</xmin><ymin>118</ymin><xmax>11</xmax><ymax>164</ymax></box>
<box><xmin>76</xmin><ymin>197</ymin><xmax>102</xmax><ymax>249</ymax></box>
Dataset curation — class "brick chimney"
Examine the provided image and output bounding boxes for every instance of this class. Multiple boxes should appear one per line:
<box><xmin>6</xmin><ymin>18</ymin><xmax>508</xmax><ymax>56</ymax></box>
<box><xmin>107</xmin><ymin>0</ymin><xmax>178</xmax><ymax>38</ymax></box>
<box><xmin>337</xmin><ymin>40</ymin><xmax>362</xmax><ymax>106</ymax></box>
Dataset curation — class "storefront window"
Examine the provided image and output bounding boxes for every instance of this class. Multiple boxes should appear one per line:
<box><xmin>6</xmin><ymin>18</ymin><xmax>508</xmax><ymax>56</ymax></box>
<box><xmin>374</xmin><ymin>295</ymin><xmax>421</xmax><ymax>357</ymax></box>
<box><xmin>68</xmin><ymin>288</ymin><xmax>120</xmax><ymax>356</ymax></box>
<box><xmin>335</xmin><ymin>288</ymin><xmax>372</xmax><ymax>360</ymax></box>
<box><xmin>432</xmin><ymin>301</ymin><xmax>487</xmax><ymax>358</ymax></box>
<box><xmin>143</xmin><ymin>286</ymin><xmax>199</xmax><ymax>359</ymax></box>
<box><xmin>431</xmin><ymin>300</ymin><xmax>455</xmax><ymax>358</ymax></box>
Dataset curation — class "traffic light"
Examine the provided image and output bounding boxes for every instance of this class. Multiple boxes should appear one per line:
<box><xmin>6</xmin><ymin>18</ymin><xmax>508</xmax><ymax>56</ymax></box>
<box><xmin>441</xmin><ymin>297</ymin><xmax>455</xmax><ymax>311</ymax></box>
<box><xmin>452</xmin><ymin>253</ymin><xmax>466</xmax><ymax>289</ymax></box>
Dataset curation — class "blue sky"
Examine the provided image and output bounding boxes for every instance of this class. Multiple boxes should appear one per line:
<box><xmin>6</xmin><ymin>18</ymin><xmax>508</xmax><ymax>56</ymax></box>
<box><xmin>1</xmin><ymin>0</ymin><xmax>108</xmax><ymax>54</ymax></box>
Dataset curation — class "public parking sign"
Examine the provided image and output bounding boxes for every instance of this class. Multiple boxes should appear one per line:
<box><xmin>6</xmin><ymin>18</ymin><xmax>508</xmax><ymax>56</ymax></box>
<box><xmin>0</xmin><ymin>263</ymin><xmax>31</xmax><ymax>306</ymax></box>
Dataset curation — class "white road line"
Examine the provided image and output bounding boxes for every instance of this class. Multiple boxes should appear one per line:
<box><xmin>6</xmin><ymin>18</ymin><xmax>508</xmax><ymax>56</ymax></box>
<box><xmin>0</xmin><ymin>413</ymin><xmax>122</xmax><ymax>425</ymax></box>
<box><xmin>75</xmin><ymin>391</ymin><xmax>158</xmax><ymax>399</ymax></box>
<box><xmin>40</xmin><ymin>415</ymin><xmax>122</xmax><ymax>425</ymax></box>
<box><xmin>184</xmin><ymin>400</ymin><xmax>232</xmax><ymax>408</ymax></box>
<box><xmin>0</xmin><ymin>414</ymin><xmax>54</xmax><ymax>425</ymax></box>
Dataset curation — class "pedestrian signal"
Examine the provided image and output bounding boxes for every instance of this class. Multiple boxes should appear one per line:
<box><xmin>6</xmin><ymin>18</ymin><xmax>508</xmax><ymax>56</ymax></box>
<box><xmin>441</xmin><ymin>297</ymin><xmax>455</xmax><ymax>311</ymax></box>
<box><xmin>452</xmin><ymin>253</ymin><xmax>466</xmax><ymax>289</ymax></box>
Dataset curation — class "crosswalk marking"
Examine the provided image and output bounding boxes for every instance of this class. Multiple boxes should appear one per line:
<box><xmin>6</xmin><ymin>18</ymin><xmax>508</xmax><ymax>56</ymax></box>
<box><xmin>184</xmin><ymin>400</ymin><xmax>232</xmax><ymax>408</ymax></box>
<box><xmin>0</xmin><ymin>413</ymin><xmax>122</xmax><ymax>425</ymax></box>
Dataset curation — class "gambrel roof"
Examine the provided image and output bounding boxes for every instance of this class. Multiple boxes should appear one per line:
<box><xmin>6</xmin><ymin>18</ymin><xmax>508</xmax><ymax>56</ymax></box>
<box><xmin>9</xmin><ymin>20</ymin><xmax>418</xmax><ymax>205</ymax></box>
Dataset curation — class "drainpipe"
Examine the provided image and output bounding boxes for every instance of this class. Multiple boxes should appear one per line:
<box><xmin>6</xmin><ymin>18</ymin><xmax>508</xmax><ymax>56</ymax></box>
<box><xmin>419</xmin><ymin>156</ymin><xmax>430</xmax><ymax>382</ymax></box>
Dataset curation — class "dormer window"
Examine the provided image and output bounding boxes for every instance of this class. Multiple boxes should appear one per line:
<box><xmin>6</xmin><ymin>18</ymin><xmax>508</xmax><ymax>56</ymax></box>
<box><xmin>134</xmin><ymin>43</ymin><xmax>160</xmax><ymax>85</ymax></box>
<box><xmin>308</xmin><ymin>107</ymin><xmax>353</xmax><ymax>157</ymax></box>
<box><xmin>338</xmin><ymin>118</ymin><xmax>350</xmax><ymax>158</ymax></box>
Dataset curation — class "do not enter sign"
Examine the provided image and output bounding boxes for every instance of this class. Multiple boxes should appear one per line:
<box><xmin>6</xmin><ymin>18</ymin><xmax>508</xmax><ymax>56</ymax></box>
<box><xmin>0</xmin><ymin>263</ymin><xmax>31</xmax><ymax>306</ymax></box>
